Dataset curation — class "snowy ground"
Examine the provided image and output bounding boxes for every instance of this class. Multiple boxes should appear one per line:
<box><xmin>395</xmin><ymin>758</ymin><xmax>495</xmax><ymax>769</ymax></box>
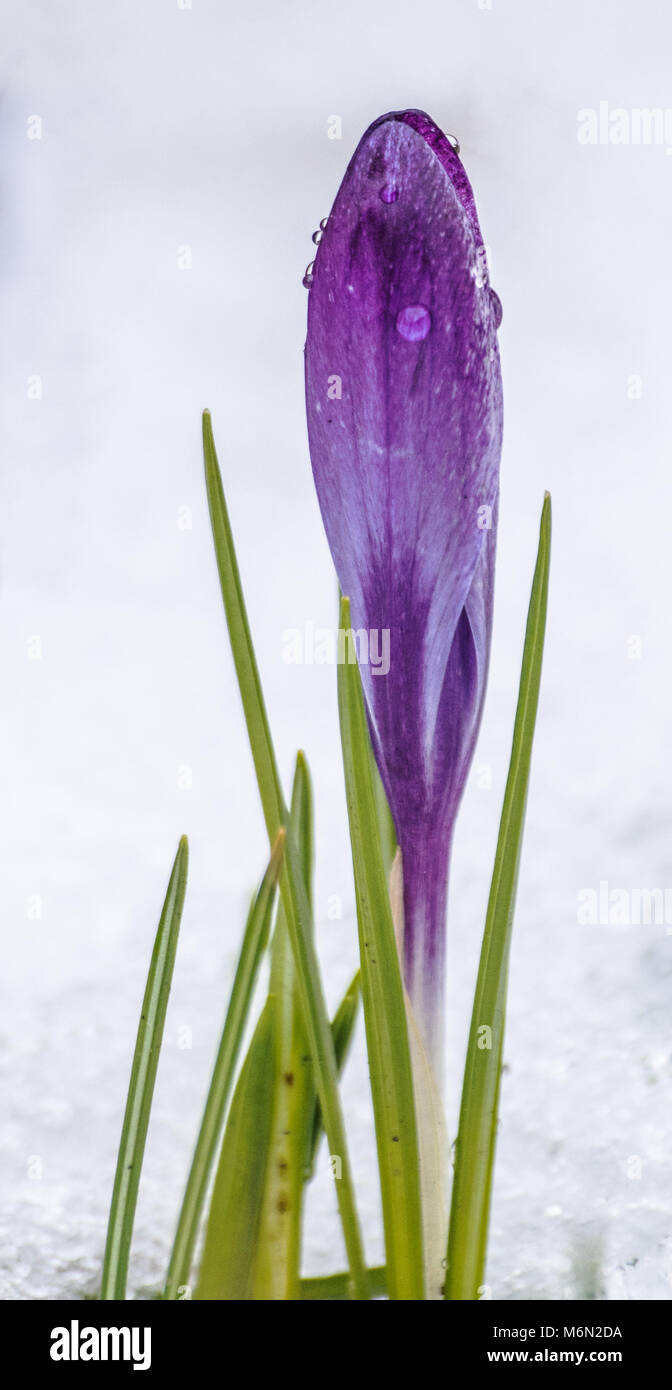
<box><xmin>1</xmin><ymin>0</ymin><xmax>672</xmax><ymax>1300</ymax></box>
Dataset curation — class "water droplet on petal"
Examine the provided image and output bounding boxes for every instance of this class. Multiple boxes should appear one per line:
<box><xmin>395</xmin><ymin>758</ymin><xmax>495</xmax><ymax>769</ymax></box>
<box><xmin>446</xmin><ymin>133</ymin><xmax>460</xmax><ymax>154</ymax></box>
<box><xmin>395</xmin><ymin>304</ymin><xmax>432</xmax><ymax>342</ymax></box>
<box><xmin>311</xmin><ymin>228</ymin><xmax>323</xmax><ymax>245</ymax></box>
<box><xmin>379</xmin><ymin>184</ymin><xmax>399</xmax><ymax>204</ymax></box>
<box><xmin>319</xmin><ymin>217</ymin><xmax>329</xmax><ymax>231</ymax></box>
<box><xmin>489</xmin><ymin>288</ymin><xmax>503</xmax><ymax>328</ymax></box>
<box><xmin>303</xmin><ymin>260</ymin><xmax>315</xmax><ymax>289</ymax></box>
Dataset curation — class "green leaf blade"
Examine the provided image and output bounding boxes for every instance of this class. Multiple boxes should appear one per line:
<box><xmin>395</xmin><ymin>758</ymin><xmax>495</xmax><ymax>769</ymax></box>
<box><xmin>164</xmin><ymin>830</ymin><xmax>284</xmax><ymax>1300</ymax></box>
<box><xmin>101</xmin><ymin>836</ymin><xmax>189</xmax><ymax>1301</ymax></box>
<box><xmin>202</xmin><ymin>411</ymin><xmax>369</xmax><ymax>1299</ymax></box>
<box><xmin>337</xmin><ymin>597</ymin><xmax>425</xmax><ymax>1301</ymax></box>
<box><xmin>300</xmin><ymin>1265</ymin><xmax>387</xmax><ymax>1301</ymax></box>
<box><xmin>253</xmin><ymin>756</ymin><xmax>315</xmax><ymax>1300</ymax></box>
<box><xmin>445</xmin><ymin>493</ymin><xmax>552</xmax><ymax>1300</ymax></box>
<box><xmin>203</xmin><ymin>413</ymin><xmax>284</xmax><ymax>834</ymax></box>
<box><xmin>194</xmin><ymin>997</ymin><xmax>277</xmax><ymax>1301</ymax></box>
<box><xmin>307</xmin><ymin>971</ymin><xmax>361</xmax><ymax>1173</ymax></box>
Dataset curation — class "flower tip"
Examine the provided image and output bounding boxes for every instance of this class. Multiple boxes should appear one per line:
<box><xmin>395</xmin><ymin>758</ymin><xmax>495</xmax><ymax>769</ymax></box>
<box><xmin>340</xmin><ymin>108</ymin><xmax>482</xmax><ymax>254</ymax></box>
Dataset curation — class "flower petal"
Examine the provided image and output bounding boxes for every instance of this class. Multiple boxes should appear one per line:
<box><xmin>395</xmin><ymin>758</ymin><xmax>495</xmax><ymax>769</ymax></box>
<box><xmin>305</xmin><ymin>110</ymin><xmax>503</xmax><ymax>1060</ymax></box>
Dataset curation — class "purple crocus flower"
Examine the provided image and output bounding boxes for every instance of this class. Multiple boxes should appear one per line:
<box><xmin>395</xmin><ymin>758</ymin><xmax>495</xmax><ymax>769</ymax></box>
<box><xmin>304</xmin><ymin>110</ymin><xmax>503</xmax><ymax>1073</ymax></box>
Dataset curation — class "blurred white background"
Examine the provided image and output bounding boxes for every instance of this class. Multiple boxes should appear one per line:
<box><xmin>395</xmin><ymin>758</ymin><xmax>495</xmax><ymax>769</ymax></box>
<box><xmin>1</xmin><ymin>0</ymin><xmax>672</xmax><ymax>1300</ymax></box>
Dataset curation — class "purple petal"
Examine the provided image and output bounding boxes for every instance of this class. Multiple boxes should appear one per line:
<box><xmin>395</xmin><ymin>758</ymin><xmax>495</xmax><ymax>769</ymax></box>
<box><xmin>305</xmin><ymin>110</ymin><xmax>503</xmax><ymax>1062</ymax></box>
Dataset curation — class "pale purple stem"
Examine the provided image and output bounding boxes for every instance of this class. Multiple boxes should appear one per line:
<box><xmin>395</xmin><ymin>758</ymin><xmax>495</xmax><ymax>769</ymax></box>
<box><xmin>400</xmin><ymin>829</ymin><xmax>451</xmax><ymax>1084</ymax></box>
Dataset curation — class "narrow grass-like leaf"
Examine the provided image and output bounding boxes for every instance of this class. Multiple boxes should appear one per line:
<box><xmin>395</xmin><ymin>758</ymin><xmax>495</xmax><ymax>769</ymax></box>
<box><xmin>164</xmin><ymin>830</ymin><xmax>285</xmax><ymax>1300</ymax></box>
<box><xmin>308</xmin><ymin>971</ymin><xmax>361</xmax><ymax>1172</ymax></box>
<box><xmin>300</xmin><ymin>1265</ymin><xmax>387</xmax><ymax>1301</ymax></box>
<box><xmin>445</xmin><ymin>493</ymin><xmax>551</xmax><ymax>1300</ymax></box>
<box><xmin>252</xmin><ymin>757</ymin><xmax>314</xmax><ymax>1299</ymax></box>
<box><xmin>203</xmin><ymin>410</ymin><xmax>369</xmax><ymax>1299</ymax></box>
<box><xmin>195</xmin><ymin>997</ymin><xmax>277</xmax><ymax>1300</ymax></box>
<box><xmin>369</xmin><ymin>742</ymin><xmax>397</xmax><ymax>878</ymax></box>
<box><xmin>100</xmin><ymin>836</ymin><xmax>189</xmax><ymax>1301</ymax></box>
<box><xmin>337</xmin><ymin>597</ymin><xmax>424</xmax><ymax>1301</ymax></box>
<box><xmin>290</xmin><ymin>750</ymin><xmax>314</xmax><ymax>904</ymax></box>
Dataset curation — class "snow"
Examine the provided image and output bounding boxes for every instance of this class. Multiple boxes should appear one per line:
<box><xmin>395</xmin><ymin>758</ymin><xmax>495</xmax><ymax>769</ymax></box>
<box><xmin>1</xmin><ymin>0</ymin><xmax>672</xmax><ymax>1300</ymax></box>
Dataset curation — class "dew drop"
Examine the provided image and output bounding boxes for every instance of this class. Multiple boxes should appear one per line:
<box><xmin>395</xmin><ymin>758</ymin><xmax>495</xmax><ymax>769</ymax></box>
<box><xmin>395</xmin><ymin>304</ymin><xmax>432</xmax><ymax>342</ymax></box>
<box><xmin>379</xmin><ymin>184</ymin><xmax>399</xmax><ymax>204</ymax></box>
<box><xmin>489</xmin><ymin>288</ymin><xmax>503</xmax><ymax>328</ymax></box>
<box><xmin>303</xmin><ymin>259</ymin><xmax>315</xmax><ymax>289</ymax></box>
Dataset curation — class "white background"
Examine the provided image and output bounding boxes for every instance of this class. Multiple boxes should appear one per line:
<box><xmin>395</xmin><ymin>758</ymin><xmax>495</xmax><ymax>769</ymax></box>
<box><xmin>1</xmin><ymin>0</ymin><xmax>672</xmax><ymax>1299</ymax></box>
